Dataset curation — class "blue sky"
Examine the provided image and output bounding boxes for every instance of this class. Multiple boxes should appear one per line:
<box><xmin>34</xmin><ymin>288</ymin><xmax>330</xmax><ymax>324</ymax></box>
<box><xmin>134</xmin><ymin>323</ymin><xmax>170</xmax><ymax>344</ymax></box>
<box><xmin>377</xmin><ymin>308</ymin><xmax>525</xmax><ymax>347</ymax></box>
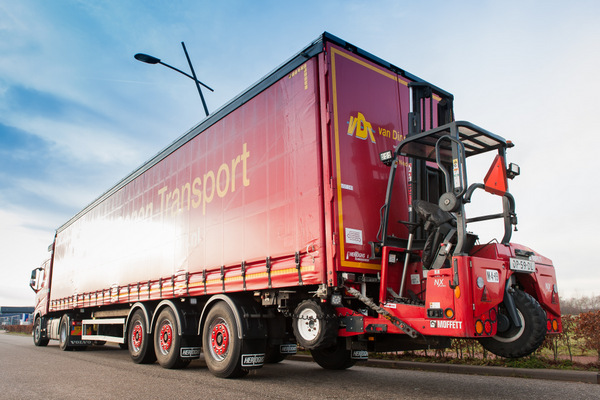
<box><xmin>1</xmin><ymin>0</ymin><xmax>599</xmax><ymax>306</ymax></box>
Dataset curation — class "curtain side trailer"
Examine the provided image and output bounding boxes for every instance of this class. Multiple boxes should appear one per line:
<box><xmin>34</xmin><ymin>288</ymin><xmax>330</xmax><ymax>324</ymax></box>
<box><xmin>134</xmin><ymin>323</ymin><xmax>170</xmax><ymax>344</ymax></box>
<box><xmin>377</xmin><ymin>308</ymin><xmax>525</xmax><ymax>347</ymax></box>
<box><xmin>30</xmin><ymin>32</ymin><xmax>561</xmax><ymax>378</ymax></box>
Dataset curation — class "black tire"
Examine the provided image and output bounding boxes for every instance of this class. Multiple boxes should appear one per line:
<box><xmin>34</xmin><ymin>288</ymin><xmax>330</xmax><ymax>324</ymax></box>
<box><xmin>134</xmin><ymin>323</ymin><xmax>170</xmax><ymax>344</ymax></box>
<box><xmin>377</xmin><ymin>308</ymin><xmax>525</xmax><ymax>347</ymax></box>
<box><xmin>154</xmin><ymin>308</ymin><xmax>190</xmax><ymax>369</ymax></box>
<box><xmin>58</xmin><ymin>316</ymin><xmax>73</xmax><ymax>351</ymax></box>
<box><xmin>292</xmin><ymin>300</ymin><xmax>337</xmax><ymax>350</ymax></box>
<box><xmin>202</xmin><ymin>302</ymin><xmax>247</xmax><ymax>378</ymax></box>
<box><xmin>33</xmin><ymin>317</ymin><xmax>49</xmax><ymax>347</ymax></box>
<box><xmin>479</xmin><ymin>289</ymin><xmax>546</xmax><ymax>358</ymax></box>
<box><xmin>310</xmin><ymin>338</ymin><xmax>355</xmax><ymax>370</ymax></box>
<box><xmin>127</xmin><ymin>310</ymin><xmax>156</xmax><ymax>364</ymax></box>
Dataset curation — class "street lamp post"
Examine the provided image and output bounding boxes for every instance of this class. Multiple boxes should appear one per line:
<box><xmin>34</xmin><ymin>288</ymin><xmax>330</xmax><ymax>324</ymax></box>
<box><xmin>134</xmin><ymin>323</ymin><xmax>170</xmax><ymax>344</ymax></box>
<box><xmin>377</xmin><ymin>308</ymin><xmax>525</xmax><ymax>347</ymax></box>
<box><xmin>135</xmin><ymin>41</ymin><xmax>213</xmax><ymax>117</ymax></box>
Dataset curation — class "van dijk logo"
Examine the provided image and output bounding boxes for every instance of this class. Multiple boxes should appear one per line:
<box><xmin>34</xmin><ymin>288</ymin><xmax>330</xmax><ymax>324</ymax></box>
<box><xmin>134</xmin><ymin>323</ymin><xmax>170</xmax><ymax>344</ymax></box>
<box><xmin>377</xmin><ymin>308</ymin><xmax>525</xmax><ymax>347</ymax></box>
<box><xmin>347</xmin><ymin>112</ymin><xmax>376</xmax><ymax>143</ymax></box>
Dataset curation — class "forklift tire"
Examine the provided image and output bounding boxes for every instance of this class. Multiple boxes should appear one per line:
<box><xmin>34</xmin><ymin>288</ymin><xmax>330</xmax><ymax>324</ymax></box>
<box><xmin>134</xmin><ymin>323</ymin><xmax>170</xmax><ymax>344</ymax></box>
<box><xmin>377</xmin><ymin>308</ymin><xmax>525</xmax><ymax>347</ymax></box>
<box><xmin>479</xmin><ymin>289</ymin><xmax>546</xmax><ymax>358</ymax></box>
<box><xmin>310</xmin><ymin>338</ymin><xmax>355</xmax><ymax>370</ymax></box>
<box><xmin>292</xmin><ymin>300</ymin><xmax>337</xmax><ymax>350</ymax></box>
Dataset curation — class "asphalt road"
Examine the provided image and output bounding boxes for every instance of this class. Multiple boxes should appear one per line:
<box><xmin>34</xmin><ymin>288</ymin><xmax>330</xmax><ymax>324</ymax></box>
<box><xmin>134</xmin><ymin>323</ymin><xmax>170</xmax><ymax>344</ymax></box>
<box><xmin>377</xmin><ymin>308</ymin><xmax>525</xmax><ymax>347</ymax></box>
<box><xmin>1</xmin><ymin>332</ymin><xmax>599</xmax><ymax>399</ymax></box>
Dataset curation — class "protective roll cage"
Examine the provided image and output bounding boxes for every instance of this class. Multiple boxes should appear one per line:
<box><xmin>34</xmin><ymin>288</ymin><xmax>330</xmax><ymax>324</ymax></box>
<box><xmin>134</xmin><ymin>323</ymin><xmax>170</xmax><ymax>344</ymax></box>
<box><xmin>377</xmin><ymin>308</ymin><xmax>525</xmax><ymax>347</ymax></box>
<box><xmin>380</xmin><ymin>121</ymin><xmax>518</xmax><ymax>263</ymax></box>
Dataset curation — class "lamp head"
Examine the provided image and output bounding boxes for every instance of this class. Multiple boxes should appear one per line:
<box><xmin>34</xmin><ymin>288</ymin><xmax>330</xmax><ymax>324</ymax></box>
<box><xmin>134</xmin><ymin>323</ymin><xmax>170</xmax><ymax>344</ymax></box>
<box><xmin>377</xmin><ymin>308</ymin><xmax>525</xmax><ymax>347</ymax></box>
<box><xmin>134</xmin><ymin>53</ymin><xmax>161</xmax><ymax>64</ymax></box>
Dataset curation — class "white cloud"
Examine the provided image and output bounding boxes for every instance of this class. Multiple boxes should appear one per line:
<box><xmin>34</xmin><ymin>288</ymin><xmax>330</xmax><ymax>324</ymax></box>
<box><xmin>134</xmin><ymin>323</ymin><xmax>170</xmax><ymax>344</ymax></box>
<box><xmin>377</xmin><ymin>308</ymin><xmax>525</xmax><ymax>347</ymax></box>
<box><xmin>0</xmin><ymin>209</ymin><xmax>55</xmax><ymax>306</ymax></box>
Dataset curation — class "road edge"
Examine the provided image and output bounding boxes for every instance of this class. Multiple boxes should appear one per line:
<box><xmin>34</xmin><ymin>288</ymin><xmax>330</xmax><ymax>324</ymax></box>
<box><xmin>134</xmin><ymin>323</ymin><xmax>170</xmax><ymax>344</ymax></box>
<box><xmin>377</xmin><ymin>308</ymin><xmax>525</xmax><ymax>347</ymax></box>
<box><xmin>288</xmin><ymin>355</ymin><xmax>600</xmax><ymax>384</ymax></box>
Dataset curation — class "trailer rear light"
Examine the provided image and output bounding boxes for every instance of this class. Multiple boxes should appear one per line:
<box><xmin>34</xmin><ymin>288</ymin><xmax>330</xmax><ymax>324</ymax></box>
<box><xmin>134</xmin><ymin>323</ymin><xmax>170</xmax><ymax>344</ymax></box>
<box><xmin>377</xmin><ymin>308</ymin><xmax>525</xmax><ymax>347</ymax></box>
<box><xmin>552</xmin><ymin>319</ymin><xmax>559</xmax><ymax>332</ymax></box>
<box><xmin>484</xmin><ymin>320</ymin><xmax>492</xmax><ymax>335</ymax></box>
<box><xmin>547</xmin><ymin>320</ymin><xmax>552</xmax><ymax>331</ymax></box>
<box><xmin>551</xmin><ymin>284</ymin><xmax>559</xmax><ymax>304</ymax></box>
<box><xmin>489</xmin><ymin>308</ymin><xmax>497</xmax><ymax>322</ymax></box>
<box><xmin>444</xmin><ymin>308</ymin><xmax>454</xmax><ymax>319</ymax></box>
<box><xmin>379</xmin><ymin>150</ymin><xmax>394</xmax><ymax>166</ymax></box>
<box><xmin>475</xmin><ymin>320</ymin><xmax>484</xmax><ymax>335</ymax></box>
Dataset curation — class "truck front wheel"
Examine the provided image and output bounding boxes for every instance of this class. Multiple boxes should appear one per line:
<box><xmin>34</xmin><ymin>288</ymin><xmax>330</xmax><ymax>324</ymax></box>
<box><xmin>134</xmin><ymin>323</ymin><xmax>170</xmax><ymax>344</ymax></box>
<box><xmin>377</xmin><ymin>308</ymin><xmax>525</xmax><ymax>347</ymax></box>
<box><xmin>202</xmin><ymin>302</ymin><xmax>247</xmax><ymax>378</ymax></box>
<box><xmin>479</xmin><ymin>289</ymin><xmax>546</xmax><ymax>358</ymax></box>
<box><xmin>128</xmin><ymin>310</ymin><xmax>156</xmax><ymax>364</ymax></box>
<box><xmin>154</xmin><ymin>308</ymin><xmax>190</xmax><ymax>369</ymax></box>
<box><xmin>33</xmin><ymin>317</ymin><xmax>49</xmax><ymax>347</ymax></box>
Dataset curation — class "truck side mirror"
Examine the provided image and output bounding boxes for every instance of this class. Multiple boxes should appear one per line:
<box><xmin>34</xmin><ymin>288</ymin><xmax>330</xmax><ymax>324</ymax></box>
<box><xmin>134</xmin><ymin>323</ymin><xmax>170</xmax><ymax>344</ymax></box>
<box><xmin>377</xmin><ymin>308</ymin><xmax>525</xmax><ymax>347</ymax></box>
<box><xmin>29</xmin><ymin>268</ymin><xmax>40</xmax><ymax>292</ymax></box>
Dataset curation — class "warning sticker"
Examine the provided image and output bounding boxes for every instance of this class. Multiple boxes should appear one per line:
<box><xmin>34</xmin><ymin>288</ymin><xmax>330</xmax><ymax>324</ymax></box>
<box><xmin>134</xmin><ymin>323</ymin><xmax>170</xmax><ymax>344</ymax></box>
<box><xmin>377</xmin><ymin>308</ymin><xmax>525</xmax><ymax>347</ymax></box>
<box><xmin>410</xmin><ymin>274</ymin><xmax>420</xmax><ymax>285</ymax></box>
<box><xmin>345</xmin><ymin>228</ymin><xmax>363</xmax><ymax>245</ymax></box>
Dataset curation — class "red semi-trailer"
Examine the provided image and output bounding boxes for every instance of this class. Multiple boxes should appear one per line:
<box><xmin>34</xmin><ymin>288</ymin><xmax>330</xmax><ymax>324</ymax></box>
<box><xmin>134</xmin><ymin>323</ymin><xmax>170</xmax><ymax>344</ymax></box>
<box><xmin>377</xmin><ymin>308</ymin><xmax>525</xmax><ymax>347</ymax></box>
<box><xmin>30</xmin><ymin>33</ymin><xmax>561</xmax><ymax>378</ymax></box>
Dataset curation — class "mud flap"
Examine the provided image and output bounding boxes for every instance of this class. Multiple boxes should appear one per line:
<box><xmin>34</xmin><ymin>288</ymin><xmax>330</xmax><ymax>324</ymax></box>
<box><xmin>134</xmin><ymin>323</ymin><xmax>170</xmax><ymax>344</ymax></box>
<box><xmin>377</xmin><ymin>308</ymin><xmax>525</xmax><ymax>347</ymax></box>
<box><xmin>280</xmin><ymin>343</ymin><xmax>297</xmax><ymax>355</ymax></box>
<box><xmin>234</xmin><ymin>296</ymin><xmax>267</xmax><ymax>369</ymax></box>
<box><xmin>350</xmin><ymin>340</ymin><xmax>369</xmax><ymax>361</ymax></box>
<box><xmin>351</xmin><ymin>350</ymin><xmax>369</xmax><ymax>360</ymax></box>
<box><xmin>179</xmin><ymin>347</ymin><xmax>201</xmax><ymax>359</ymax></box>
<box><xmin>241</xmin><ymin>339</ymin><xmax>266</xmax><ymax>369</ymax></box>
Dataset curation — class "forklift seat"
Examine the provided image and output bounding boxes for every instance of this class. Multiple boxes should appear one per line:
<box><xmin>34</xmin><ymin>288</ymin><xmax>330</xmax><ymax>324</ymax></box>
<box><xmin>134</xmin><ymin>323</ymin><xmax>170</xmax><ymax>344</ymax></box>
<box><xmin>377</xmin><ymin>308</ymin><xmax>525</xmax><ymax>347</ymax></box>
<box><xmin>412</xmin><ymin>200</ymin><xmax>456</xmax><ymax>269</ymax></box>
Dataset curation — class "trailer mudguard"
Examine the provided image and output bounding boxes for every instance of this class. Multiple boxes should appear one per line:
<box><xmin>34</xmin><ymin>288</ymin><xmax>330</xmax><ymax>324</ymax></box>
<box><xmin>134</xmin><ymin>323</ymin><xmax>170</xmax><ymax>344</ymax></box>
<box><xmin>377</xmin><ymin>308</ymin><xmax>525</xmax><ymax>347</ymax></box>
<box><xmin>198</xmin><ymin>295</ymin><xmax>267</xmax><ymax>340</ymax></box>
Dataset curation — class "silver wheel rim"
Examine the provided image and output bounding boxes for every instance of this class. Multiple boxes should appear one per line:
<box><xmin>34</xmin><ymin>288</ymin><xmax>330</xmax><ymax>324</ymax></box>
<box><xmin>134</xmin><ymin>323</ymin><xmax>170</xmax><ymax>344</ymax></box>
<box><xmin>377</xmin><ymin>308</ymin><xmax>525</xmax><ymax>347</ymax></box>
<box><xmin>494</xmin><ymin>309</ymin><xmax>525</xmax><ymax>343</ymax></box>
<box><xmin>60</xmin><ymin>323</ymin><xmax>67</xmax><ymax>344</ymax></box>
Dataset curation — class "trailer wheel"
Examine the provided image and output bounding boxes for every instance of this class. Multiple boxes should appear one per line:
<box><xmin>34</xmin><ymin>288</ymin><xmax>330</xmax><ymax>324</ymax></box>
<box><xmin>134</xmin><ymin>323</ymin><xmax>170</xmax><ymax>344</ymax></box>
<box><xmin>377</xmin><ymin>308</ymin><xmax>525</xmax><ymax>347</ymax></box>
<box><xmin>127</xmin><ymin>310</ymin><xmax>156</xmax><ymax>364</ymax></box>
<box><xmin>58</xmin><ymin>316</ymin><xmax>73</xmax><ymax>351</ymax></box>
<box><xmin>33</xmin><ymin>317</ymin><xmax>49</xmax><ymax>347</ymax></box>
<box><xmin>479</xmin><ymin>289</ymin><xmax>546</xmax><ymax>358</ymax></box>
<box><xmin>292</xmin><ymin>300</ymin><xmax>337</xmax><ymax>350</ymax></box>
<box><xmin>153</xmin><ymin>308</ymin><xmax>190</xmax><ymax>369</ymax></box>
<box><xmin>310</xmin><ymin>338</ymin><xmax>355</xmax><ymax>370</ymax></box>
<box><xmin>202</xmin><ymin>302</ymin><xmax>247</xmax><ymax>378</ymax></box>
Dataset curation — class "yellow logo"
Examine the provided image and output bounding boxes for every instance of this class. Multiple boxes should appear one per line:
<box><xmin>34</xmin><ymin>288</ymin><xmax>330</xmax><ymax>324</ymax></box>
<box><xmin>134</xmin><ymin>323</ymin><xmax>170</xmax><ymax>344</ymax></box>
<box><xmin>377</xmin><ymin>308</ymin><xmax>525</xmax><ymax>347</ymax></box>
<box><xmin>347</xmin><ymin>112</ymin><xmax>376</xmax><ymax>143</ymax></box>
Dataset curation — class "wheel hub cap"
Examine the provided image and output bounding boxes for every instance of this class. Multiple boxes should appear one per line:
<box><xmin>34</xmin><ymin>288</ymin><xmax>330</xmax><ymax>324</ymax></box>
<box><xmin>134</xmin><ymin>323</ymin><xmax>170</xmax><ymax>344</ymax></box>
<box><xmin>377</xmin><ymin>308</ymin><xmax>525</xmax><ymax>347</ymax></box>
<box><xmin>210</xmin><ymin>322</ymin><xmax>229</xmax><ymax>357</ymax></box>
<box><xmin>132</xmin><ymin>323</ymin><xmax>143</xmax><ymax>351</ymax></box>
<box><xmin>159</xmin><ymin>323</ymin><xmax>173</xmax><ymax>352</ymax></box>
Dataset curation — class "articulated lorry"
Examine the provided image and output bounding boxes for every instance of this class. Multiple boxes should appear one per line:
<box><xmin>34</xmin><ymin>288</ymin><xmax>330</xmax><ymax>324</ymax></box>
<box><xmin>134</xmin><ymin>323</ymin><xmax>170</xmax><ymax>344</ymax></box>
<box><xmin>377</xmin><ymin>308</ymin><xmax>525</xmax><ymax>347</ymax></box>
<box><xmin>30</xmin><ymin>32</ymin><xmax>561</xmax><ymax>378</ymax></box>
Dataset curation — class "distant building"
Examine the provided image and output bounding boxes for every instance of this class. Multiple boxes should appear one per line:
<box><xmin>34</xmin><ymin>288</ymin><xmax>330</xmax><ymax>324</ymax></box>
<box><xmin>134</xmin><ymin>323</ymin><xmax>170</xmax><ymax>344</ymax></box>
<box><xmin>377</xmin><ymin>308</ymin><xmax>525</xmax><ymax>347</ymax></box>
<box><xmin>0</xmin><ymin>306</ymin><xmax>34</xmax><ymax>325</ymax></box>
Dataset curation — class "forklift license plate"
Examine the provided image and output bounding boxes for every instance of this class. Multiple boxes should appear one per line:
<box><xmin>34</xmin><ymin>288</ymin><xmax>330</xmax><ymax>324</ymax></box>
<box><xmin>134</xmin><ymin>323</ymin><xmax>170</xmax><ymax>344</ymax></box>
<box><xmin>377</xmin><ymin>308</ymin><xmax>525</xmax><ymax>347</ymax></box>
<box><xmin>510</xmin><ymin>258</ymin><xmax>535</xmax><ymax>273</ymax></box>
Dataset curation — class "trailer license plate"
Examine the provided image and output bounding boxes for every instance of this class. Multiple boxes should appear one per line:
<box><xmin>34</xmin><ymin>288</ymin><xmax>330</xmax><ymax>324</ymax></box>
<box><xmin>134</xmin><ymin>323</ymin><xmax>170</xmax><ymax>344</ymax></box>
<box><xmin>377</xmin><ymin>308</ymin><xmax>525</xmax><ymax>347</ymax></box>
<box><xmin>510</xmin><ymin>258</ymin><xmax>535</xmax><ymax>273</ymax></box>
